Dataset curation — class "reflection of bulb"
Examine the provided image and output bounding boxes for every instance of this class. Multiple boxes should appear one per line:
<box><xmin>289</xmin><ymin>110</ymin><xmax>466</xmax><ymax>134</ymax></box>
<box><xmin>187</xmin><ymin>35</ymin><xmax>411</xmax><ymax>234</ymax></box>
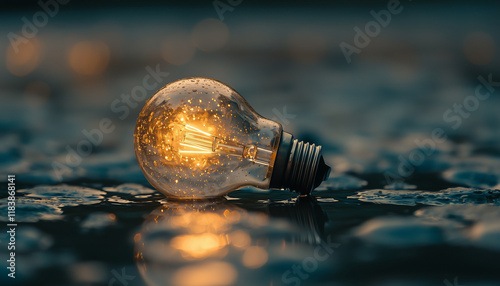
<box><xmin>134</xmin><ymin>201</ymin><xmax>297</xmax><ymax>286</ymax></box>
<box><xmin>134</xmin><ymin>77</ymin><xmax>330</xmax><ymax>198</ymax></box>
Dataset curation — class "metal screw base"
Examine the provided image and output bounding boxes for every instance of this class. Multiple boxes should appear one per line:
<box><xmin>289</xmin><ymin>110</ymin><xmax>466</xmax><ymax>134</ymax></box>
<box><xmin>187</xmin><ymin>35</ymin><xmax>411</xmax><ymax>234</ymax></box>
<box><xmin>270</xmin><ymin>132</ymin><xmax>331</xmax><ymax>195</ymax></box>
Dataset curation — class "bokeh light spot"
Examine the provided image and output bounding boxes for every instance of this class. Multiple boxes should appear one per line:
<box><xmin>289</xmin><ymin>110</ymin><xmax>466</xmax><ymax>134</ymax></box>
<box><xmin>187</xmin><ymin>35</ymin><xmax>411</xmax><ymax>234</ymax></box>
<box><xmin>6</xmin><ymin>37</ymin><xmax>40</xmax><ymax>76</ymax></box>
<box><xmin>192</xmin><ymin>18</ymin><xmax>229</xmax><ymax>52</ymax></box>
<box><xmin>68</xmin><ymin>40</ymin><xmax>110</xmax><ymax>76</ymax></box>
<box><xmin>170</xmin><ymin>233</ymin><xmax>227</xmax><ymax>260</ymax></box>
<box><xmin>229</xmin><ymin>230</ymin><xmax>251</xmax><ymax>249</ymax></box>
<box><xmin>242</xmin><ymin>246</ymin><xmax>268</xmax><ymax>269</ymax></box>
<box><xmin>463</xmin><ymin>32</ymin><xmax>495</xmax><ymax>66</ymax></box>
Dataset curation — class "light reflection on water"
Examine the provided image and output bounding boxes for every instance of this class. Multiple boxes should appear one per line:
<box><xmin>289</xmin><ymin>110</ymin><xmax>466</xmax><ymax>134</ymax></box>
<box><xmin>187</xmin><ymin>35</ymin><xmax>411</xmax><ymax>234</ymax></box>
<box><xmin>134</xmin><ymin>196</ymin><xmax>331</xmax><ymax>286</ymax></box>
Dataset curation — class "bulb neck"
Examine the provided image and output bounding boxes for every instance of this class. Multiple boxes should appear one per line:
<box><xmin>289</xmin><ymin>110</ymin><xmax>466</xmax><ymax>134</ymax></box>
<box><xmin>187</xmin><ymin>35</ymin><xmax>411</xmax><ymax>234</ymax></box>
<box><xmin>270</xmin><ymin>132</ymin><xmax>331</xmax><ymax>195</ymax></box>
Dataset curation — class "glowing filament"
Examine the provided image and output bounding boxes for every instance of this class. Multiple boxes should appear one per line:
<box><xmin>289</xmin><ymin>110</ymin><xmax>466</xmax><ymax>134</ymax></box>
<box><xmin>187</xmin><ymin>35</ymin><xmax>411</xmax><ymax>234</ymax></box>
<box><xmin>178</xmin><ymin>125</ymin><xmax>272</xmax><ymax>165</ymax></box>
<box><xmin>180</xmin><ymin>125</ymin><xmax>217</xmax><ymax>153</ymax></box>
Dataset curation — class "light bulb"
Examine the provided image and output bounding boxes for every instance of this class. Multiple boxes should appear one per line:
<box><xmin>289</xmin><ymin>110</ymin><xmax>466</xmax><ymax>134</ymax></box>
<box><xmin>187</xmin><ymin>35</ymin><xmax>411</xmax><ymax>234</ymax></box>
<box><xmin>134</xmin><ymin>77</ymin><xmax>330</xmax><ymax>199</ymax></box>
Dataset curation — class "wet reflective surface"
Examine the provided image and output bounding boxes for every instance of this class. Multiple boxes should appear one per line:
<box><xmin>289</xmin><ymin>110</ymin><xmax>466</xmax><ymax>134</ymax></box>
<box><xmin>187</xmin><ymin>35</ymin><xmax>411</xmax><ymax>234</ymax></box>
<box><xmin>3</xmin><ymin>181</ymin><xmax>500</xmax><ymax>286</ymax></box>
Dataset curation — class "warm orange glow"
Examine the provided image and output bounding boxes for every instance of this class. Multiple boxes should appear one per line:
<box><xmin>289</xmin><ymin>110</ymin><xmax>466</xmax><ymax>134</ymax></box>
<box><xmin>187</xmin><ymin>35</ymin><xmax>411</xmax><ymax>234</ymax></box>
<box><xmin>179</xmin><ymin>125</ymin><xmax>216</xmax><ymax>154</ymax></box>
<box><xmin>242</xmin><ymin>246</ymin><xmax>268</xmax><ymax>269</ymax></box>
<box><xmin>229</xmin><ymin>230</ymin><xmax>251</xmax><ymax>249</ymax></box>
<box><xmin>170</xmin><ymin>233</ymin><xmax>228</xmax><ymax>259</ymax></box>
<box><xmin>223</xmin><ymin>209</ymin><xmax>243</xmax><ymax>223</ymax></box>
<box><xmin>68</xmin><ymin>40</ymin><xmax>110</xmax><ymax>76</ymax></box>
<box><xmin>133</xmin><ymin>233</ymin><xmax>142</xmax><ymax>243</ymax></box>
<box><xmin>135</xmin><ymin>204</ymin><xmax>277</xmax><ymax>286</ymax></box>
<box><xmin>171</xmin><ymin>261</ymin><xmax>237</xmax><ymax>286</ymax></box>
<box><xmin>6</xmin><ymin>38</ymin><xmax>40</xmax><ymax>76</ymax></box>
<box><xmin>134</xmin><ymin>77</ymin><xmax>281</xmax><ymax>197</ymax></box>
<box><xmin>169</xmin><ymin>211</ymin><xmax>236</xmax><ymax>233</ymax></box>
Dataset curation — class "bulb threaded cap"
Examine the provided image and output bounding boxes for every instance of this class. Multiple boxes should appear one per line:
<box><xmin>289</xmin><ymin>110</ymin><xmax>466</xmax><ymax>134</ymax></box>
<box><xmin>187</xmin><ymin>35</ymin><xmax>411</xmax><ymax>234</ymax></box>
<box><xmin>270</xmin><ymin>132</ymin><xmax>331</xmax><ymax>194</ymax></box>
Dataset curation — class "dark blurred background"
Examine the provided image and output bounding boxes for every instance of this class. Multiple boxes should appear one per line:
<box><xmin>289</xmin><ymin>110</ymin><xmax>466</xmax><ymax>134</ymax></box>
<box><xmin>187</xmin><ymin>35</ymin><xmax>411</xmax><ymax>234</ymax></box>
<box><xmin>1</xmin><ymin>1</ymin><xmax>500</xmax><ymax>286</ymax></box>
<box><xmin>2</xmin><ymin>0</ymin><xmax>499</xmax><ymax>185</ymax></box>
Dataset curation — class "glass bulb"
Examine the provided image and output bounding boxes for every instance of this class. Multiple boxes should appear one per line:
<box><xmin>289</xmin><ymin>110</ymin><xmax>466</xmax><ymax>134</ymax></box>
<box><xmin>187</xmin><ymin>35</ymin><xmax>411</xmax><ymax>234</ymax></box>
<box><xmin>134</xmin><ymin>77</ymin><xmax>330</xmax><ymax>199</ymax></box>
